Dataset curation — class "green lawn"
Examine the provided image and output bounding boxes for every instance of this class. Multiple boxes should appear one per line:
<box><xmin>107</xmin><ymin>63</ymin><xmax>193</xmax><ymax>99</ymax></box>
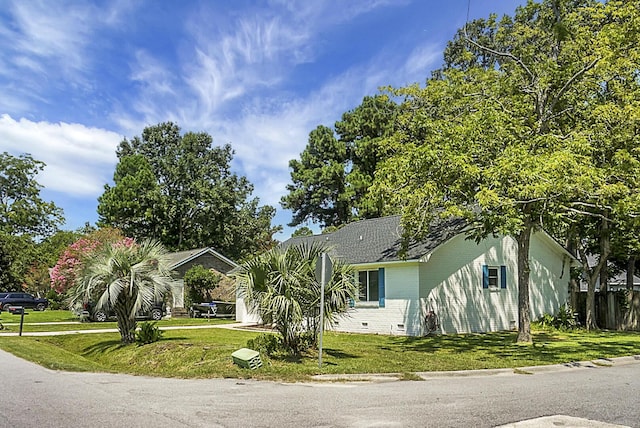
<box><xmin>0</xmin><ymin>310</ymin><xmax>234</xmax><ymax>332</ymax></box>
<box><xmin>1</xmin><ymin>317</ymin><xmax>640</xmax><ymax>382</ymax></box>
<box><xmin>0</xmin><ymin>309</ymin><xmax>79</xmax><ymax>323</ymax></box>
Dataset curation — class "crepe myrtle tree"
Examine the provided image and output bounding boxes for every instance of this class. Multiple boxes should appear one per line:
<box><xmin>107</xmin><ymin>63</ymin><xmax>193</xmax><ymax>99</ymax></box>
<box><xmin>68</xmin><ymin>239</ymin><xmax>177</xmax><ymax>344</ymax></box>
<box><xmin>235</xmin><ymin>242</ymin><xmax>357</xmax><ymax>355</ymax></box>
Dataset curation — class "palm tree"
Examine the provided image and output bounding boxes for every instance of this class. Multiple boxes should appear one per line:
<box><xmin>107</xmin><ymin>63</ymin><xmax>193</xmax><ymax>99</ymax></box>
<box><xmin>235</xmin><ymin>242</ymin><xmax>357</xmax><ymax>354</ymax></box>
<box><xmin>69</xmin><ymin>239</ymin><xmax>176</xmax><ymax>343</ymax></box>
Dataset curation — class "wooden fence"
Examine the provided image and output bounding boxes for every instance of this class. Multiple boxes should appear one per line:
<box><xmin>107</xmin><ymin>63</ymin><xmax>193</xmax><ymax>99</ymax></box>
<box><xmin>575</xmin><ymin>290</ymin><xmax>640</xmax><ymax>330</ymax></box>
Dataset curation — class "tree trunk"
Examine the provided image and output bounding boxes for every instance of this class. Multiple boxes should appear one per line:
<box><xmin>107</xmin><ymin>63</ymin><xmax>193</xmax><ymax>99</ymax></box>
<box><xmin>516</xmin><ymin>222</ymin><xmax>533</xmax><ymax>343</ymax></box>
<box><xmin>627</xmin><ymin>255</ymin><xmax>636</xmax><ymax>290</ymax></box>
<box><xmin>585</xmin><ymin>273</ymin><xmax>598</xmax><ymax>331</ymax></box>
<box><xmin>115</xmin><ymin>293</ymin><xmax>137</xmax><ymax>344</ymax></box>
<box><xmin>584</xmin><ymin>217</ymin><xmax>610</xmax><ymax>331</ymax></box>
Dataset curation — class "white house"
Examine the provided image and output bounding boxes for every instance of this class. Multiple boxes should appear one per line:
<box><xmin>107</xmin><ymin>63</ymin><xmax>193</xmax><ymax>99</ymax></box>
<box><xmin>236</xmin><ymin>215</ymin><xmax>577</xmax><ymax>336</ymax></box>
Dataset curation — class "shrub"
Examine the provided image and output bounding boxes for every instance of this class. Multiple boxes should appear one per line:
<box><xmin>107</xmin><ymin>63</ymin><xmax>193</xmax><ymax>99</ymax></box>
<box><xmin>247</xmin><ymin>333</ymin><xmax>282</xmax><ymax>356</ymax></box>
<box><xmin>136</xmin><ymin>322</ymin><xmax>163</xmax><ymax>345</ymax></box>
<box><xmin>45</xmin><ymin>289</ymin><xmax>67</xmax><ymax>310</ymax></box>
<box><xmin>536</xmin><ymin>304</ymin><xmax>578</xmax><ymax>330</ymax></box>
<box><xmin>294</xmin><ymin>331</ymin><xmax>316</xmax><ymax>354</ymax></box>
<box><xmin>183</xmin><ymin>265</ymin><xmax>221</xmax><ymax>308</ymax></box>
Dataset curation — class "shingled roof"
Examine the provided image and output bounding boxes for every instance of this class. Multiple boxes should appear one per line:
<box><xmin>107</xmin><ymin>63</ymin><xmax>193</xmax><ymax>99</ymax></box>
<box><xmin>282</xmin><ymin>215</ymin><xmax>467</xmax><ymax>264</ymax></box>
<box><xmin>166</xmin><ymin>247</ymin><xmax>238</xmax><ymax>270</ymax></box>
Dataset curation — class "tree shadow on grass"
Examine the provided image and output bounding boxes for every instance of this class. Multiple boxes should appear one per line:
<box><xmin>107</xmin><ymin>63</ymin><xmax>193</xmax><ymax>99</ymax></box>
<box><xmin>393</xmin><ymin>330</ymin><xmax>640</xmax><ymax>366</ymax></box>
<box><xmin>268</xmin><ymin>353</ymin><xmax>304</xmax><ymax>364</ymax></box>
<box><xmin>323</xmin><ymin>348</ymin><xmax>359</xmax><ymax>359</ymax></box>
<box><xmin>81</xmin><ymin>339</ymin><xmax>126</xmax><ymax>356</ymax></box>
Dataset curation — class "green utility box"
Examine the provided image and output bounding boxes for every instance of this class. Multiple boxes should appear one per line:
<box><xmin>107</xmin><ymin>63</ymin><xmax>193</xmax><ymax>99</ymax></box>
<box><xmin>231</xmin><ymin>348</ymin><xmax>262</xmax><ymax>370</ymax></box>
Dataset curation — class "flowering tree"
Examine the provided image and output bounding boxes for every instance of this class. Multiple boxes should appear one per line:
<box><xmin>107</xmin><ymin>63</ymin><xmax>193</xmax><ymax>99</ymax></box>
<box><xmin>50</xmin><ymin>228</ymin><xmax>132</xmax><ymax>293</ymax></box>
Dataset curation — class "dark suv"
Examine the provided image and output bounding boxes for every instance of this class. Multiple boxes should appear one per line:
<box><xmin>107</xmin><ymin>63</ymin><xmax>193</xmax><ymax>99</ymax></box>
<box><xmin>82</xmin><ymin>301</ymin><xmax>166</xmax><ymax>322</ymax></box>
<box><xmin>0</xmin><ymin>292</ymin><xmax>48</xmax><ymax>311</ymax></box>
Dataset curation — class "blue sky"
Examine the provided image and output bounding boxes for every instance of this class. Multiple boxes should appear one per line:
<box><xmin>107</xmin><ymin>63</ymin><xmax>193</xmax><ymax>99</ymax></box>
<box><xmin>0</xmin><ymin>0</ymin><xmax>527</xmax><ymax>241</ymax></box>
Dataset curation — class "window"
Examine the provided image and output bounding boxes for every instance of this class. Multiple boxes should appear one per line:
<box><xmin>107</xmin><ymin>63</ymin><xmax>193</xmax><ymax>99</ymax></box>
<box><xmin>355</xmin><ymin>268</ymin><xmax>385</xmax><ymax>306</ymax></box>
<box><xmin>488</xmin><ymin>267</ymin><xmax>499</xmax><ymax>288</ymax></box>
<box><xmin>483</xmin><ymin>265</ymin><xmax>507</xmax><ymax>289</ymax></box>
<box><xmin>358</xmin><ymin>270</ymin><xmax>379</xmax><ymax>302</ymax></box>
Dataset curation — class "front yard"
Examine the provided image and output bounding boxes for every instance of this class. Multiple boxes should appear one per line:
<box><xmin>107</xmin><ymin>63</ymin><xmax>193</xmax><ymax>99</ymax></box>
<box><xmin>1</xmin><ymin>311</ymin><xmax>640</xmax><ymax>382</ymax></box>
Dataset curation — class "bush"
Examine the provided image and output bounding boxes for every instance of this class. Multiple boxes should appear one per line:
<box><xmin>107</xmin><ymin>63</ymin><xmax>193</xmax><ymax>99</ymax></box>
<box><xmin>536</xmin><ymin>304</ymin><xmax>578</xmax><ymax>330</ymax></box>
<box><xmin>136</xmin><ymin>322</ymin><xmax>163</xmax><ymax>345</ymax></box>
<box><xmin>294</xmin><ymin>331</ymin><xmax>316</xmax><ymax>354</ymax></box>
<box><xmin>247</xmin><ymin>333</ymin><xmax>282</xmax><ymax>356</ymax></box>
<box><xmin>183</xmin><ymin>265</ymin><xmax>221</xmax><ymax>308</ymax></box>
<box><xmin>45</xmin><ymin>289</ymin><xmax>67</xmax><ymax>310</ymax></box>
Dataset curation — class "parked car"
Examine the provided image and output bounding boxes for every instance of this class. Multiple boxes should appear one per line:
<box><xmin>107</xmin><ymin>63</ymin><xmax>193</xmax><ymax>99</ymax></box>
<box><xmin>0</xmin><ymin>292</ymin><xmax>48</xmax><ymax>311</ymax></box>
<box><xmin>81</xmin><ymin>301</ymin><xmax>166</xmax><ymax>322</ymax></box>
<box><xmin>0</xmin><ymin>292</ymin><xmax>7</xmax><ymax>313</ymax></box>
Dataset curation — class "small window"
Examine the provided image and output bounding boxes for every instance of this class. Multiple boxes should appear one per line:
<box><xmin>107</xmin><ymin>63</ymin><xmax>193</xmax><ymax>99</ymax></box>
<box><xmin>488</xmin><ymin>267</ymin><xmax>499</xmax><ymax>288</ymax></box>
<box><xmin>483</xmin><ymin>265</ymin><xmax>507</xmax><ymax>289</ymax></box>
<box><xmin>358</xmin><ymin>270</ymin><xmax>379</xmax><ymax>302</ymax></box>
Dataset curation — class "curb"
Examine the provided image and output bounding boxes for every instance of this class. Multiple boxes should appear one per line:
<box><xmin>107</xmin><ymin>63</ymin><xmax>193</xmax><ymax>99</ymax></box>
<box><xmin>312</xmin><ymin>355</ymin><xmax>640</xmax><ymax>382</ymax></box>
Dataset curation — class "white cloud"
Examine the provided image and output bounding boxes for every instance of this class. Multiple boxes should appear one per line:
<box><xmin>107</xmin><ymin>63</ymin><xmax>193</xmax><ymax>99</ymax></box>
<box><xmin>7</xmin><ymin>1</ymin><xmax>96</xmax><ymax>74</ymax></box>
<box><xmin>0</xmin><ymin>0</ymin><xmax>138</xmax><ymax>117</ymax></box>
<box><xmin>0</xmin><ymin>115</ymin><xmax>121</xmax><ymax>197</ymax></box>
<box><xmin>104</xmin><ymin>1</ymin><xmax>442</xmax><ymax>221</ymax></box>
<box><xmin>403</xmin><ymin>43</ymin><xmax>443</xmax><ymax>81</ymax></box>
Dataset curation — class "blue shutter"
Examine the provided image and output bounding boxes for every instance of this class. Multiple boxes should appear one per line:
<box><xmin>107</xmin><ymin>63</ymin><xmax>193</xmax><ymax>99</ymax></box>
<box><xmin>482</xmin><ymin>265</ymin><xmax>489</xmax><ymax>289</ymax></box>
<box><xmin>378</xmin><ymin>268</ymin><xmax>385</xmax><ymax>307</ymax></box>
<box><xmin>500</xmin><ymin>265</ymin><xmax>507</xmax><ymax>289</ymax></box>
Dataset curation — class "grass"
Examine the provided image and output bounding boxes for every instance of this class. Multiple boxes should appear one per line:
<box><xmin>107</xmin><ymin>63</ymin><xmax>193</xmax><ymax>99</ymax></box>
<box><xmin>0</xmin><ymin>309</ymin><xmax>78</xmax><ymax>323</ymax></box>
<box><xmin>0</xmin><ymin>310</ymin><xmax>234</xmax><ymax>332</ymax></box>
<box><xmin>1</xmin><ymin>317</ymin><xmax>640</xmax><ymax>382</ymax></box>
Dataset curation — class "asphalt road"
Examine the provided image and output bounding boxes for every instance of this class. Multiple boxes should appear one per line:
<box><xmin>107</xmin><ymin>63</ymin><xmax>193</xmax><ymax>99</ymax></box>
<box><xmin>1</xmin><ymin>349</ymin><xmax>638</xmax><ymax>428</ymax></box>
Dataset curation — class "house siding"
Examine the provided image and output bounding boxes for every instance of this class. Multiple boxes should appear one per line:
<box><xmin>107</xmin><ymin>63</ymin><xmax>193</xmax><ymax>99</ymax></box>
<box><xmin>236</xmin><ymin>296</ymin><xmax>261</xmax><ymax>324</ymax></box>
<box><xmin>332</xmin><ymin>263</ymin><xmax>424</xmax><ymax>336</ymax></box>
<box><xmin>236</xmin><ymin>228</ymin><xmax>571</xmax><ymax>336</ymax></box>
<box><xmin>330</xmin><ymin>233</ymin><xmax>570</xmax><ymax>336</ymax></box>
<box><xmin>528</xmin><ymin>231</ymin><xmax>571</xmax><ymax>320</ymax></box>
<box><xmin>420</xmin><ymin>234</ymin><xmax>518</xmax><ymax>334</ymax></box>
<box><xmin>173</xmin><ymin>253</ymin><xmax>236</xmax><ymax>277</ymax></box>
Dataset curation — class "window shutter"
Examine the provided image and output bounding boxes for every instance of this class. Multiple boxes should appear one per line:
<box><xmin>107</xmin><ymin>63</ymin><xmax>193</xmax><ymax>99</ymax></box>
<box><xmin>378</xmin><ymin>268</ymin><xmax>385</xmax><ymax>307</ymax></box>
<box><xmin>500</xmin><ymin>265</ymin><xmax>507</xmax><ymax>289</ymax></box>
<box><xmin>482</xmin><ymin>265</ymin><xmax>489</xmax><ymax>289</ymax></box>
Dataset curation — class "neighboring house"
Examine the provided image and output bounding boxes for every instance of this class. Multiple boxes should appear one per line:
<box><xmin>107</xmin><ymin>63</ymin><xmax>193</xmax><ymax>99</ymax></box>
<box><xmin>607</xmin><ymin>272</ymin><xmax>640</xmax><ymax>291</ymax></box>
<box><xmin>167</xmin><ymin>247</ymin><xmax>239</xmax><ymax>308</ymax></box>
<box><xmin>236</xmin><ymin>215</ymin><xmax>577</xmax><ymax>336</ymax></box>
<box><xmin>579</xmin><ymin>255</ymin><xmax>640</xmax><ymax>292</ymax></box>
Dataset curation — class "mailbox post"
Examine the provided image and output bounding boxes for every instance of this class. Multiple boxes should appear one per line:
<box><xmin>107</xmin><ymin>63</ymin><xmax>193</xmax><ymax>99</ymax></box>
<box><xmin>17</xmin><ymin>307</ymin><xmax>28</xmax><ymax>336</ymax></box>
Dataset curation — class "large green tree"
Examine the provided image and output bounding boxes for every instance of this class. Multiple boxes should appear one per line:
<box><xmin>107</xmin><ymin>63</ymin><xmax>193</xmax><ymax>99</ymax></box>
<box><xmin>281</xmin><ymin>95</ymin><xmax>398</xmax><ymax>228</ymax></box>
<box><xmin>373</xmin><ymin>0</ymin><xmax>640</xmax><ymax>341</ymax></box>
<box><xmin>97</xmin><ymin>155</ymin><xmax>162</xmax><ymax>240</ymax></box>
<box><xmin>337</xmin><ymin>94</ymin><xmax>398</xmax><ymax>219</ymax></box>
<box><xmin>0</xmin><ymin>152</ymin><xmax>63</xmax><ymax>237</ymax></box>
<box><xmin>281</xmin><ymin>125</ymin><xmax>350</xmax><ymax>228</ymax></box>
<box><xmin>98</xmin><ymin>122</ymin><xmax>279</xmax><ymax>260</ymax></box>
<box><xmin>0</xmin><ymin>152</ymin><xmax>63</xmax><ymax>291</ymax></box>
